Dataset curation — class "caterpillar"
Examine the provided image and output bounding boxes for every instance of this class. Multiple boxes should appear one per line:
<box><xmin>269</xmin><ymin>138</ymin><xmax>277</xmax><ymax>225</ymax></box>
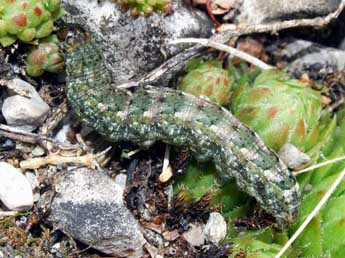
<box><xmin>64</xmin><ymin>27</ymin><xmax>301</xmax><ymax>224</ymax></box>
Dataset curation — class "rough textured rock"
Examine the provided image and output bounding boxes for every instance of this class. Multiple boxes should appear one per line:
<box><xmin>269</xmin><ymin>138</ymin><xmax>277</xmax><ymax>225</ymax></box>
<box><xmin>0</xmin><ymin>162</ymin><xmax>33</xmax><ymax>211</ymax></box>
<box><xmin>204</xmin><ymin>212</ymin><xmax>227</xmax><ymax>244</ymax></box>
<box><xmin>286</xmin><ymin>40</ymin><xmax>345</xmax><ymax>79</ymax></box>
<box><xmin>2</xmin><ymin>79</ymin><xmax>50</xmax><ymax>132</ymax></box>
<box><xmin>269</xmin><ymin>39</ymin><xmax>345</xmax><ymax>80</ymax></box>
<box><xmin>62</xmin><ymin>0</ymin><xmax>213</xmax><ymax>84</ymax></box>
<box><xmin>49</xmin><ymin>168</ymin><xmax>146</xmax><ymax>257</ymax></box>
<box><xmin>236</xmin><ymin>0</ymin><xmax>340</xmax><ymax>24</ymax></box>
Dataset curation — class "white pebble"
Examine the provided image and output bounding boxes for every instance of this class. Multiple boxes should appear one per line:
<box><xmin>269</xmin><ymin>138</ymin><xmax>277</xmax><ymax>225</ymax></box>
<box><xmin>0</xmin><ymin>162</ymin><xmax>33</xmax><ymax>211</ymax></box>
<box><xmin>204</xmin><ymin>212</ymin><xmax>227</xmax><ymax>244</ymax></box>
<box><xmin>2</xmin><ymin>78</ymin><xmax>50</xmax><ymax>132</ymax></box>
<box><xmin>279</xmin><ymin>143</ymin><xmax>311</xmax><ymax>170</ymax></box>
<box><xmin>182</xmin><ymin>223</ymin><xmax>205</xmax><ymax>246</ymax></box>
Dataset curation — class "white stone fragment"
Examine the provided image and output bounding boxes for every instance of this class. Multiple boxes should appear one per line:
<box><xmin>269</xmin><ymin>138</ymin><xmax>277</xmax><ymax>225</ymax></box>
<box><xmin>54</xmin><ymin>123</ymin><xmax>72</xmax><ymax>143</ymax></box>
<box><xmin>2</xmin><ymin>78</ymin><xmax>50</xmax><ymax>132</ymax></box>
<box><xmin>114</xmin><ymin>173</ymin><xmax>127</xmax><ymax>192</ymax></box>
<box><xmin>0</xmin><ymin>162</ymin><xmax>33</xmax><ymax>211</ymax></box>
<box><xmin>182</xmin><ymin>223</ymin><xmax>205</xmax><ymax>246</ymax></box>
<box><xmin>279</xmin><ymin>143</ymin><xmax>311</xmax><ymax>170</ymax></box>
<box><xmin>204</xmin><ymin>212</ymin><xmax>227</xmax><ymax>244</ymax></box>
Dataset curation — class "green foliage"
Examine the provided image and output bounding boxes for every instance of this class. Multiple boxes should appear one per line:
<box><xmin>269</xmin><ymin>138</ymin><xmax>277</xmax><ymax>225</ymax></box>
<box><xmin>174</xmin><ymin>162</ymin><xmax>248</xmax><ymax>213</ymax></box>
<box><xmin>0</xmin><ymin>0</ymin><xmax>63</xmax><ymax>47</ymax></box>
<box><xmin>25</xmin><ymin>34</ymin><xmax>64</xmax><ymax>76</ymax></box>
<box><xmin>231</xmin><ymin>69</ymin><xmax>322</xmax><ymax>152</ymax></box>
<box><xmin>290</xmin><ymin>114</ymin><xmax>345</xmax><ymax>257</ymax></box>
<box><xmin>115</xmin><ymin>0</ymin><xmax>171</xmax><ymax>17</ymax></box>
<box><xmin>177</xmin><ymin>59</ymin><xmax>235</xmax><ymax>106</ymax></box>
<box><xmin>176</xmin><ymin>64</ymin><xmax>345</xmax><ymax>257</ymax></box>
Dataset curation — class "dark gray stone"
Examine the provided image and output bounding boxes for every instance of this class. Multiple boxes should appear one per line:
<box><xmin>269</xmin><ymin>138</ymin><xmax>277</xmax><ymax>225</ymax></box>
<box><xmin>49</xmin><ymin>168</ymin><xmax>146</xmax><ymax>257</ymax></box>
<box><xmin>282</xmin><ymin>39</ymin><xmax>345</xmax><ymax>79</ymax></box>
<box><xmin>236</xmin><ymin>0</ymin><xmax>340</xmax><ymax>24</ymax></box>
<box><xmin>62</xmin><ymin>0</ymin><xmax>214</xmax><ymax>84</ymax></box>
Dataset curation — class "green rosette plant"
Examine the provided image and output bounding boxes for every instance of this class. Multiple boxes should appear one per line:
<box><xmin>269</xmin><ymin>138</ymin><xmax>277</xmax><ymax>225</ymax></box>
<box><xmin>176</xmin><ymin>65</ymin><xmax>345</xmax><ymax>257</ymax></box>
<box><xmin>115</xmin><ymin>0</ymin><xmax>171</xmax><ymax>17</ymax></box>
<box><xmin>177</xmin><ymin>59</ymin><xmax>235</xmax><ymax>106</ymax></box>
<box><xmin>231</xmin><ymin>69</ymin><xmax>322</xmax><ymax>153</ymax></box>
<box><xmin>25</xmin><ymin>34</ymin><xmax>64</xmax><ymax>77</ymax></box>
<box><xmin>290</xmin><ymin>113</ymin><xmax>345</xmax><ymax>258</ymax></box>
<box><xmin>0</xmin><ymin>0</ymin><xmax>63</xmax><ymax>47</ymax></box>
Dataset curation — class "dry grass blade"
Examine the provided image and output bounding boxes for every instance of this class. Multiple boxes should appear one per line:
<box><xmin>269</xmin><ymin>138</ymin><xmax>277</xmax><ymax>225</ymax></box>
<box><xmin>169</xmin><ymin>38</ymin><xmax>273</xmax><ymax>70</ymax></box>
<box><xmin>294</xmin><ymin>155</ymin><xmax>345</xmax><ymax>176</ymax></box>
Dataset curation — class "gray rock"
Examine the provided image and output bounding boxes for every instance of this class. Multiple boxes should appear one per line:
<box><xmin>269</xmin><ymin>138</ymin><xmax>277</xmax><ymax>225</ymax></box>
<box><xmin>283</xmin><ymin>39</ymin><xmax>345</xmax><ymax>79</ymax></box>
<box><xmin>279</xmin><ymin>143</ymin><xmax>311</xmax><ymax>171</ymax></box>
<box><xmin>236</xmin><ymin>0</ymin><xmax>340</xmax><ymax>24</ymax></box>
<box><xmin>204</xmin><ymin>212</ymin><xmax>227</xmax><ymax>244</ymax></box>
<box><xmin>0</xmin><ymin>162</ymin><xmax>33</xmax><ymax>211</ymax></box>
<box><xmin>2</xmin><ymin>79</ymin><xmax>50</xmax><ymax>132</ymax></box>
<box><xmin>182</xmin><ymin>223</ymin><xmax>205</xmax><ymax>246</ymax></box>
<box><xmin>62</xmin><ymin>0</ymin><xmax>213</xmax><ymax>84</ymax></box>
<box><xmin>49</xmin><ymin>168</ymin><xmax>146</xmax><ymax>257</ymax></box>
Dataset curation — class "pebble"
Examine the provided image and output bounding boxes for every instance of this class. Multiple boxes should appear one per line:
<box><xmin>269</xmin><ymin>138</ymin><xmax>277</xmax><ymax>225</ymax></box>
<box><xmin>54</xmin><ymin>123</ymin><xmax>72</xmax><ymax>143</ymax></box>
<box><xmin>236</xmin><ymin>0</ymin><xmax>340</xmax><ymax>24</ymax></box>
<box><xmin>0</xmin><ymin>162</ymin><xmax>33</xmax><ymax>211</ymax></box>
<box><xmin>275</xmin><ymin>39</ymin><xmax>345</xmax><ymax>80</ymax></box>
<box><xmin>182</xmin><ymin>223</ymin><xmax>205</xmax><ymax>246</ymax></box>
<box><xmin>279</xmin><ymin>143</ymin><xmax>311</xmax><ymax>170</ymax></box>
<box><xmin>2</xmin><ymin>78</ymin><xmax>50</xmax><ymax>132</ymax></box>
<box><xmin>49</xmin><ymin>167</ymin><xmax>146</xmax><ymax>257</ymax></box>
<box><xmin>31</xmin><ymin>145</ymin><xmax>46</xmax><ymax>157</ymax></box>
<box><xmin>204</xmin><ymin>212</ymin><xmax>227</xmax><ymax>244</ymax></box>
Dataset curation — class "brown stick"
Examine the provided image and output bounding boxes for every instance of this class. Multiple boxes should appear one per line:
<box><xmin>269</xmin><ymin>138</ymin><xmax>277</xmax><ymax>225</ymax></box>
<box><xmin>39</xmin><ymin>101</ymin><xmax>69</xmax><ymax>136</ymax></box>
<box><xmin>0</xmin><ymin>124</ymin><xmax>58</xmax><ymax>145</ymax></box>
<box><xmin>20</xmin><ymin>153</ymin><xmax>98</xmax><ymax>169</ymax></box>
<box><xmin>216</xmin><ymin>0</ymin><xmax>345</xmax><ymax>40</ymax></box>
<box><xmin>0</xmin><ymin>123</ymin><xmax>79</xmax><ymax>151</ymax></box>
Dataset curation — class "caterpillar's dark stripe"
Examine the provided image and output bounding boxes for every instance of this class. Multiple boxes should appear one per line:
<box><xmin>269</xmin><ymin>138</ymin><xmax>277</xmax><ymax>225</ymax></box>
<box><xmin>65</xmin><ymin>29</ymin><xmax>300</xmax><ymax>223</ymax></box>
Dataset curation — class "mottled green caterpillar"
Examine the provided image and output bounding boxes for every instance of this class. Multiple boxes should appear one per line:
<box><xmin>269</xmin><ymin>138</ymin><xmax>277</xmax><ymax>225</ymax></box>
<box><xmin>64</xmin><ymin>28</ymin><xmax>301</xmax><ymax>223</ymax></box>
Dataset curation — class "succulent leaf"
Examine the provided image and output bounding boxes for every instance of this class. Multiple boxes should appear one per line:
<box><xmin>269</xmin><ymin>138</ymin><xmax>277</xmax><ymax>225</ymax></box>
<box><xmin>231</xmin><ymin>69</ymin><xmax>322</xmax><ymax>152</ymax></box>
<box><xmin>25</xmin><ymin>34</ymin><xmax>64</xmax><ymax>77</ymax></box>
<box><xmin>115</xmin><ymin>0</ymin><xmax>171</xmax><ymax>17</ymax></box>
<box><xmin>178</xmin><ymin>59</ymin><xmax>235</xmax><ymax>106</ymax></box>
<box><xmin>0</xmin><ymin>0</ymin><xmax>62</xmax><ymax>47</ymax></box>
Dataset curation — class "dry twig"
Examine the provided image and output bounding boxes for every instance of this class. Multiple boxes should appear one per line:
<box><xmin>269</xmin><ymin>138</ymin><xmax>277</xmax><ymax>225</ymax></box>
<box><xmin>169</xmin><ymin>38</ymin><xmax>273</xmax><ymax>70</ymax></box>
<box><xmin>218</xmin><ymin>0</ymin><xmax>345</xmax><ymax>36</ymax></box>
<box><xmin>20</xmin><ymin>152</ymin><xmax>98</xmax><ymax>169</ymax></box>
<box><xmin>20</xmin><ymin>147</ymin><xmax>111</xmax><ymax>169</ymax></box>
<box><xmin>39</xmin><ymin>101</ymin><xmax>69</xmax><ymax>136</ymax></box>
<box><xmin>0</xmin><ymin>123</ymin><xmax>59</xmax><ymax>146</ymax></box>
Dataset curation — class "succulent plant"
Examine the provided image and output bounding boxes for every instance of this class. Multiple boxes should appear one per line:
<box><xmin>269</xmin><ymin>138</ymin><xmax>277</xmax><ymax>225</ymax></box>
<box><xmin>231</xmin><ymin>69</ymin><xmax>322</xmax><ymax>153</ymax></box>
<box><xmin>115</xmin><ymin>0</ymin><xmax>171</xmax><ymax>17</ymax></box>
<box><xmin>25</xmin><ymin>34</ymin><xmax>64</xmax><ymax>77</ymax></box>
<box><xmin>0</xmin><ymin>0</ymin><xmax>63</xmax><ymax>47</ymax></box>
<box><xmin>177</xmin><ymin>59</ymin><xmax>235</xmax><ymax>106</ymax></box>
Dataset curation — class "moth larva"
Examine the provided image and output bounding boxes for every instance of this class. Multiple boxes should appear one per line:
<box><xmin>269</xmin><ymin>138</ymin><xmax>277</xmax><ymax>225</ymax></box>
<box><xmin>64</xmin><ymin>28</ymin><xmax>301</xmax><ymax>223</ymax></box>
